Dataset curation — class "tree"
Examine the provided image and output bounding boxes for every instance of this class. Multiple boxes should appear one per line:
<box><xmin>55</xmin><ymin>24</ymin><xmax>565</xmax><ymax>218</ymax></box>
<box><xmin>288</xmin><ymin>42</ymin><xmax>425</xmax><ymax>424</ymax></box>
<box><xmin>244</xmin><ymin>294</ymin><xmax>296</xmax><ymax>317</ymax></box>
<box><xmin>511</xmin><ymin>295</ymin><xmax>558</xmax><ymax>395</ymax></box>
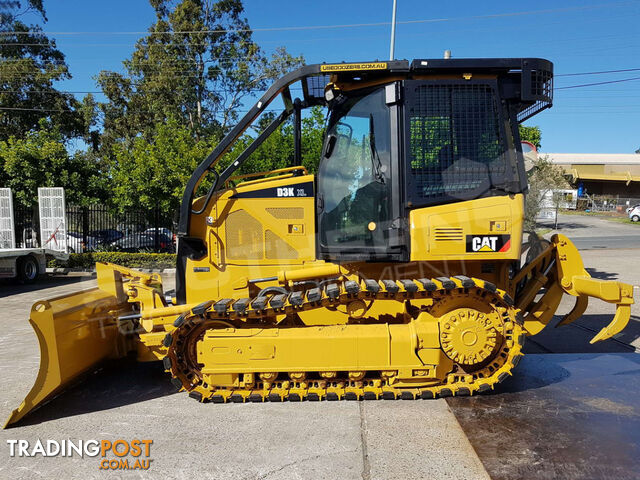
<box><xmin>0</xmin><ymin>120</ymin><xmax>106</xmax><ymax>207</ymax></box>
<box><xmin>519</xmin><ymin>125</ymin><xmax>541</xmax><ymax>149</ymax></box>
<box><xmin>0</xmin><ymin>0</ymin><xmax>85</xmax><ymax>141</ymax></box>
<box><xmin>96</xmin><ymin>0</ymin><xmax>303</xmax><ymax>149</ymax></box>
<box><xmin>108</xmin><ymin>105</ymin><xmax>326</xmax><ymax>217</ymax></box>
<box><xmin>108</xmin><ymin>119</ymin><xmax>213</xmax><ymax>216</ymax></box>
<box><xmin>225</xmin><ymin>106</ymin><xmax>326</xmax><ymax>176</ymax></box>
<box><xmin>524</xmin><ymin>154</ymin><xmax>569</xmax><ymax>230</ymax></box>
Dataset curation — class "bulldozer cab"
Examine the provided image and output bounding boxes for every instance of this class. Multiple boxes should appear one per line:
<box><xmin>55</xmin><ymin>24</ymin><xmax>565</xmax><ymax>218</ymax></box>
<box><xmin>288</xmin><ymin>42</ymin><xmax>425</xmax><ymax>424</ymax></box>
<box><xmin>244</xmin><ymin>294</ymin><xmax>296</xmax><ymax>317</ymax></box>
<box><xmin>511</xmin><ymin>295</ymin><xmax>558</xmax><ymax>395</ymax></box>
<box><xmin>318</xmin><ymin>73</ymin><xmax>541</xmax><ymax>262</ymax></box>
<box><xmin>176</xmin><ymin>58</ymin><xmax>553</xmax><ymax>298</ymax></box>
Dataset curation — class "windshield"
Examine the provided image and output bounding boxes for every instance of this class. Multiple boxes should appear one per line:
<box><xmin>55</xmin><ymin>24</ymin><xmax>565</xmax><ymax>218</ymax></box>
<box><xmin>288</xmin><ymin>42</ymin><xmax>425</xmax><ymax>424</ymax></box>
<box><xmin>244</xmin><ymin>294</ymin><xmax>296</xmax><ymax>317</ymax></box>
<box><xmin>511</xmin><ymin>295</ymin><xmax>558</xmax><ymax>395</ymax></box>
<box><xmin>318</xmin><ymin>87</ymin><xmax>392</xmax><ymax>250</ymax></box>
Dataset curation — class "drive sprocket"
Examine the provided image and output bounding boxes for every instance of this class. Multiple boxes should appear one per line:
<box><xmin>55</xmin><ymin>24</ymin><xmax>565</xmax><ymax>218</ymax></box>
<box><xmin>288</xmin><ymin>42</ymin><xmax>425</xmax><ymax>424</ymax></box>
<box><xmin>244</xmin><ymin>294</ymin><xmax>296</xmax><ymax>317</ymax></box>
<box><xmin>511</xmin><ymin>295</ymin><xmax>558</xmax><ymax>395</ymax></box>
<box><xmin>440</xmin><ymin>308</ymin><xmax>499</xmax><ymax>366</ymax></box>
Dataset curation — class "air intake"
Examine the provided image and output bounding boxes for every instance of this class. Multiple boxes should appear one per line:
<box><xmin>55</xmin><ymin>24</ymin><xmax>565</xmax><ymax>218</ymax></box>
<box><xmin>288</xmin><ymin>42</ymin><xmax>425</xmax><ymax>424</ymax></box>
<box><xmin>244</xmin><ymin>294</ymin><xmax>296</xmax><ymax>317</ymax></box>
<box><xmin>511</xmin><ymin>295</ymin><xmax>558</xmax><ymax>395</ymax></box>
<box><xmin>434</xmin><ymin>227</ymin><xmax>463</xmax><ymax>241</ymax></box>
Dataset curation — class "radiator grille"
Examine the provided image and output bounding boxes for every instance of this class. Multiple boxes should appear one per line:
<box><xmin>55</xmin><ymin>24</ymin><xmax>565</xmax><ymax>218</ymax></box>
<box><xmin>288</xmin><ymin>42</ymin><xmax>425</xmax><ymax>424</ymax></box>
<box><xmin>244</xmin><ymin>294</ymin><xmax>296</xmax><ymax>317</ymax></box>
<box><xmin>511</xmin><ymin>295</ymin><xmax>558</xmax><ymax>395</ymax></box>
<box><xmin>265</xmin><ymin>230</ymin><xmax>298</xmax><ymax>259</ymax></box>
<box><xmin>266</xmin><ymin>207</ymin><xmax>304</xmax><ymax>219</ymax></box>
<box><xmin>434</xmin><ymin>227</ymin><xmax>463</xmax><ymax>241</ymax></box>
<box><xmin>226</xmin><ymin>210</ymin><xmax>263</xmax><ymax>259</ymax></box>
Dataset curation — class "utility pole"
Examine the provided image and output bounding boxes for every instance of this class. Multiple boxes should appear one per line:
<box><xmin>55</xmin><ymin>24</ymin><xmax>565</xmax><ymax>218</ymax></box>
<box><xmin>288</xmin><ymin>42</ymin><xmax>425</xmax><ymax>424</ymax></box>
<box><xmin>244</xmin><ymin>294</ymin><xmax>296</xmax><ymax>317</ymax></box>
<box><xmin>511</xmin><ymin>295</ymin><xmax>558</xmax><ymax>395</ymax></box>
<box><xmin>389</xmin><ymin>0</ymin><xmax>397</xmax><ymax>60</ymax></box>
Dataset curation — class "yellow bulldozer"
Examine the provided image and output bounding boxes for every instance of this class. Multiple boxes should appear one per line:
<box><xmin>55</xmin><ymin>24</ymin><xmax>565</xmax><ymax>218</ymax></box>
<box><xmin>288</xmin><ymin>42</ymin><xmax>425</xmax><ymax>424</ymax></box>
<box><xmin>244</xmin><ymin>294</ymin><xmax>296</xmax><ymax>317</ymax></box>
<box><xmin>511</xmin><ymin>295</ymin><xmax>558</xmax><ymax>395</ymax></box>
<box><xmin>5</xmin><ymin>58</ymin><xmax>634</xmax><ymax>427</ymax></box>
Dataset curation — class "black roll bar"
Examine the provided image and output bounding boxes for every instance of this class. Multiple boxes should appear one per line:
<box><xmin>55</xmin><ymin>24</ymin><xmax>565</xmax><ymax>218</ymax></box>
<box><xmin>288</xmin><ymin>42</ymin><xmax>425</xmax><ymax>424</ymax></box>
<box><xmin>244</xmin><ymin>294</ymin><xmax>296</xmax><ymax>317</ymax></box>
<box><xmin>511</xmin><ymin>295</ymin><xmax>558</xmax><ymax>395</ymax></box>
<box><xmin>177</xmin><ymin>64</ymin><xmax>323</xmax><ymax>235</ymax></box>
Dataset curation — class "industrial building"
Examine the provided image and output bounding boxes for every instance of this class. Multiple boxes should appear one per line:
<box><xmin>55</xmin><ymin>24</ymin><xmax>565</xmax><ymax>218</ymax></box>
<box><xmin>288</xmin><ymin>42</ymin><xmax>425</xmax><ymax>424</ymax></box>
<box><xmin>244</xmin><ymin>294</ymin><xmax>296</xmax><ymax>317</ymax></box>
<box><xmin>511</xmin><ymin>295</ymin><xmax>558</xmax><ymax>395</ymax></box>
<box><xmin>547</xmin><ymin>153</ymin><xmax>640</xmax><ymax>197</ymax></box>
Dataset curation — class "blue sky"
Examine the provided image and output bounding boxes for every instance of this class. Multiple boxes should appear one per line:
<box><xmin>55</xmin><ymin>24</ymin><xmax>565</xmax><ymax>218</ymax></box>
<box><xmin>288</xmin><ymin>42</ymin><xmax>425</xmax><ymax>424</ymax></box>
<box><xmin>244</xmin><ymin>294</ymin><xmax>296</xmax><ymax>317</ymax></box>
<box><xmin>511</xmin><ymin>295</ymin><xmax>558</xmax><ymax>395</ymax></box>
<box><xmin>33</xmin><ymin>0</ymin><xmax>640</xmax><ymax>153</ymax></box>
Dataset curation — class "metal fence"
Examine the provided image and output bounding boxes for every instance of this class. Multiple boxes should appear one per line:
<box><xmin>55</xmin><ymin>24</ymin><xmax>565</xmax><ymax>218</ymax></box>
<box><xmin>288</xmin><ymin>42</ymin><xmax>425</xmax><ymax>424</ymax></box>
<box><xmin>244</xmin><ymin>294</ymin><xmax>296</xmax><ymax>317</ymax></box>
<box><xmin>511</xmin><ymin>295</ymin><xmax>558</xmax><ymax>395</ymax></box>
<box><xmin>13</xmin><ymin>204</ymin><xmax>176</xmax><ymax>253</ymax></box>
<box><xmin>579</xmin><ymin>194</ymin><xmax>640</xmax><ymax>212</ymax></box>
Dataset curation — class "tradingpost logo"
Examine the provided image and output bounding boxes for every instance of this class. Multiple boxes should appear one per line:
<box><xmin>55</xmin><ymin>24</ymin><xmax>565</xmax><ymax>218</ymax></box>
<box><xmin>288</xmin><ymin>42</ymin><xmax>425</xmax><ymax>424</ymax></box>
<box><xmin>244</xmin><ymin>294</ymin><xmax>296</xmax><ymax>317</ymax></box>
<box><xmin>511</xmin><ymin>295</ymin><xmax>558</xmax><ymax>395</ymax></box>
<box><xmin>7</xmin><ymin>438</ymin><xmax>153</xmax><ymax>471</ymax></box>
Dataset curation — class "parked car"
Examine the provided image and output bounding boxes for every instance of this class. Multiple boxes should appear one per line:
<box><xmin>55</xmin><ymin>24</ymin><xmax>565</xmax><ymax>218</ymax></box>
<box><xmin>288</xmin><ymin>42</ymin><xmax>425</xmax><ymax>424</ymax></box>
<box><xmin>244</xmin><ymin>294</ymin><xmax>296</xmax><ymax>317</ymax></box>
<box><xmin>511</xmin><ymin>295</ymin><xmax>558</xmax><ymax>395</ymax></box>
<box><xmin>90</xmin><ymin>229</ymin><xmax>124</xmax><ymax>246</ymax></box>
<box><xmin>629</xmin><ymin>205</ymin><xmax>640</xmax><ymax>222</ymax></box>
<box><xmin>118</xmin><ymin>223</ymin><xmax>146</xmax><ymax>236</ymax></box>
<box><xmin>626</xmin><ymin>204</ymin><xmax>640</xmax><ymax>215</ymax></box>
<box><xmin>66</xmin><ymin>231</ymin><xmax>98</xmax><ymax>253</ymax></box>
<box><xmin>109</xmin><ymin>232</ymin><xmax>174</xmax><ymax>253</ymax></box>
<box><xmin>144</xmin><ymin>227</ymin><xmax>176</xmax><ymax>245</ymax></box>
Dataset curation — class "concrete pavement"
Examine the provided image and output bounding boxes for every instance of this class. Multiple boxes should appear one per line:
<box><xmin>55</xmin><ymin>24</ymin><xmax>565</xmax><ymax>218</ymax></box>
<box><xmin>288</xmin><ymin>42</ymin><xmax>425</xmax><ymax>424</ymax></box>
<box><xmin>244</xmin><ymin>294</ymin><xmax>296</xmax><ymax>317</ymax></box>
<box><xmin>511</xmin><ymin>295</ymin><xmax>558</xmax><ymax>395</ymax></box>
<box><xmin>1</xmin><ymin>212</ymin><xmax>639</xmax><ymax>479</ymax></box>
<box><xmin>0</xmin><ymin>275</ymin><xmax>489</xmax><ymax>480</ymax></box>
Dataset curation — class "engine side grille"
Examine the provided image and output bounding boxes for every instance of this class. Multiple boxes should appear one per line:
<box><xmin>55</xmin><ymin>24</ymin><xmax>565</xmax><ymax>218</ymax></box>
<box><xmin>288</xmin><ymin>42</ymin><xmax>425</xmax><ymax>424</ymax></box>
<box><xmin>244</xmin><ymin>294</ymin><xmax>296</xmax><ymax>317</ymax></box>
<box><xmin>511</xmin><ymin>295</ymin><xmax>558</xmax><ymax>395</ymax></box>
<box><xmin>266</xmin><ymin>207</ymin><xmax>304</xmax><ymax>219</ymax></box>
<box><xmin>226</xmin><ymin>209</ymin><xmax>263</xmax><ymax>259</ymax></box>
<box><xmin>434</xmin><ymin>227</ymin><xmax>463</xmax><ymax>241</ymax></box>
<box><xmin>265</xmin><ymin>230</ymin><xmax>298</xmax><ymax>259</ymax></box>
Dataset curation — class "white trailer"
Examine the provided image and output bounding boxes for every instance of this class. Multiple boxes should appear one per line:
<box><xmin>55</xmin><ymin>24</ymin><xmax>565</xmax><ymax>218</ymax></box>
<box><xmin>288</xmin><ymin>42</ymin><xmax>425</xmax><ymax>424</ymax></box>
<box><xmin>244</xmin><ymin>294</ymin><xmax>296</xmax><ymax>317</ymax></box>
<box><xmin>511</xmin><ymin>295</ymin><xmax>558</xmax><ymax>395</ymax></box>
<box><xmin>0</xmin><ymin>188</ymin><xmax>69</xmax><ymax>283</ymax></box>
<box><xmin>0</xmin><ymin>248</ymin><xmax>68</xmax><ymax>283</ymax></box>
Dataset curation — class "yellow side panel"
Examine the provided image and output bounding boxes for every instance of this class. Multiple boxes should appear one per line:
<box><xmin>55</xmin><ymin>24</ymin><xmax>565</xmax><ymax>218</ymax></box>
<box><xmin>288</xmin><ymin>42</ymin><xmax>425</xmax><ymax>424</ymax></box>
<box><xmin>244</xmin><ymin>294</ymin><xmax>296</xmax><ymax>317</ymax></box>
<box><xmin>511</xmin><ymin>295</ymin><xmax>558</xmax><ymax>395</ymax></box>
<box><xmin>216</xmin><ymin>175</ymin><xmax>316</xmax><ymax>266</ymax></box>
<box><xmin>197</xmin><ymin>324</ymin><xmax>430</xmax><ymax>373</ymax></box>
<box><xmin>185</xmin><ymin>173</ymin><xmax>320</xmax><ymax>304</ymax></box>
<box><xmin>409</xmin><ymin>195</ymin><xmax>523</xmax><ymax>261</ymax></box>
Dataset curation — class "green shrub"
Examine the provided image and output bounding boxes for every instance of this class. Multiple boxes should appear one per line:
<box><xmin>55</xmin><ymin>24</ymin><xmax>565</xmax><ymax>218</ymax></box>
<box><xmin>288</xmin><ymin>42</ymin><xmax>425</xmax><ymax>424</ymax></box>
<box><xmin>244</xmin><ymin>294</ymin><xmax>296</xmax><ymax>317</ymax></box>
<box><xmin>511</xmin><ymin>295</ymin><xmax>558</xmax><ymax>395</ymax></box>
<box><xmin>49</xmin><ymin>252</ymin><xmax>176</xmax><ymax>269</ymax></box>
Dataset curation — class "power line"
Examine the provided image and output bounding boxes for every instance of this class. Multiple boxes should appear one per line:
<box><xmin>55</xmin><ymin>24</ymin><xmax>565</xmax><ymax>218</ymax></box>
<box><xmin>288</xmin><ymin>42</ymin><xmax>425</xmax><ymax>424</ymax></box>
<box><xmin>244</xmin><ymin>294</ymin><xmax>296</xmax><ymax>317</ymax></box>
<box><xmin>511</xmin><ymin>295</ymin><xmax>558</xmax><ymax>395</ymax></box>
<box><xmin>1</xmin><ymin>1</ymin><xmax>636</xmax><ymax>36</ymax></box>
<box><xmin>0</xmin><ymin>106</ymin><xmax>285</xmax><ymax>114</ymax></box>
<box><xmin>2</xmin><ymin>74</ymin><xmax>640</xmax><ymax>95</ymax></box>
<box><xmin>3</xmin><ymin>62</ymin><xmax>640</xmax><ymax>95</ymax></box>
<box><xmin>0</xmin><ymin>106</ymin><xmax>69</xmax><ymax>112</ymax></box>
<box><xmin>555</xmin><ymin>76</ymin><xmax>640</xmax><ymax>89</ymax></box>
<box><xmin>4</xmin><ymin>21</ymin><xmax>638</xmax><ymax>49</ymax></box>
<box><xmin>556</xmin><ymin>67</ymin><xmax>640</xmax><ymax>77</ymax></box>
<box><xmin>0</xmin><ymin>55</ymin><xmax>265</xmax><ymax>66</ymax></box>
<box><xmin>0</xmin><ymin>87</ymin><xmax>303</xmax><ymax>94</ymax></box>
<box><xmin>5</xmin><ymin>105</ymin><xmax>636</xmax><ymax>115</ymax></box>
<box><xmin>1</xmin><ymin>90</ymin><xmax>101</xmax><ymax>94</ymax></box>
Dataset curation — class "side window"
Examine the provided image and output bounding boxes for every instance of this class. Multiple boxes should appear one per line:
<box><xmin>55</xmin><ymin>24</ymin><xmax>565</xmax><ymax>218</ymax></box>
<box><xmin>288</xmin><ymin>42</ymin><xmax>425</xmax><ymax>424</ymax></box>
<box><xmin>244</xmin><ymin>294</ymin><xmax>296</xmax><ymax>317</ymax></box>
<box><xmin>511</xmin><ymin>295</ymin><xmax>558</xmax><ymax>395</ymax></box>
<box><xmin>406</xmin><ymin>82</ymin><xmax>511</xmax><ymax>206</ymax></box>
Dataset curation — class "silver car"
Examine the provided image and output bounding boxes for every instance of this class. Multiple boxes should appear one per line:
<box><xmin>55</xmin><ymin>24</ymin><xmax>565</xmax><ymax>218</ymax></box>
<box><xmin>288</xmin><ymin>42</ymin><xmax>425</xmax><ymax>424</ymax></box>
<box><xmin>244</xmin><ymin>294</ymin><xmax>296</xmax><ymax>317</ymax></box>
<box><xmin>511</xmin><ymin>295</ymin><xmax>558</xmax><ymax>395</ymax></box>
<box><xmin>67</xmin><ymin>231</ymin><xmax>98</xmax><ymax>253</ymax></box>
<box><xmin>629</xmin><ymin>206</ymin><xmax>640</xmax><ymax>222</ymax></box>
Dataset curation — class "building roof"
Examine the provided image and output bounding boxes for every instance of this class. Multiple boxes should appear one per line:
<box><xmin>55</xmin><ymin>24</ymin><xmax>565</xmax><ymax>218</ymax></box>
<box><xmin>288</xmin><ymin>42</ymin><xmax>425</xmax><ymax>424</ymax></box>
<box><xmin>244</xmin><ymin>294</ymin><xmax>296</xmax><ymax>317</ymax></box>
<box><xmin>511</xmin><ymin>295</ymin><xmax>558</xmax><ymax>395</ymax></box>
<box><xmin>545</xmin><ymin>153</ymin><xmax>640</xmax><ymax>183</ymax></box>
<box><xmin>546</xmin><ymin>153</ymin><xmax>640</xmax><ymax>165</ymax></box>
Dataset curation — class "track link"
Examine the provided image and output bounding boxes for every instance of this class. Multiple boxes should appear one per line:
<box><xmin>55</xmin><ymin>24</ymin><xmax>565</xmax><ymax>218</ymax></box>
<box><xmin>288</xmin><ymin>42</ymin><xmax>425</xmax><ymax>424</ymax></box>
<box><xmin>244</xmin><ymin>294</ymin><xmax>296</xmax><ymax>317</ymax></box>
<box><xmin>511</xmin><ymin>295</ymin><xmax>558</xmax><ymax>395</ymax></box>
<box><xmin>164</xmin><ymin>276</ymin><xmax>524</xmax><ymax>403</ymax></box>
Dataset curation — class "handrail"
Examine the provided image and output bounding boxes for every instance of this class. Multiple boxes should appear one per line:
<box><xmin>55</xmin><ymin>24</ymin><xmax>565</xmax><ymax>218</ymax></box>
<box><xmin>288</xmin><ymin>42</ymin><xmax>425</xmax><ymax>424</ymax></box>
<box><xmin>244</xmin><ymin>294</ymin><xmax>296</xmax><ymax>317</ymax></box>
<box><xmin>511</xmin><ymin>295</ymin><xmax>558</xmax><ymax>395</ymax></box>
<box><xmin>177</xmin><ymin>64</ymin><xmax>324</xmax><ymax>235</ymax></box>
<box><xmin>225</xmin><ymin>166</ymin><xmax>308</xmax><ymax>188</ymax></box>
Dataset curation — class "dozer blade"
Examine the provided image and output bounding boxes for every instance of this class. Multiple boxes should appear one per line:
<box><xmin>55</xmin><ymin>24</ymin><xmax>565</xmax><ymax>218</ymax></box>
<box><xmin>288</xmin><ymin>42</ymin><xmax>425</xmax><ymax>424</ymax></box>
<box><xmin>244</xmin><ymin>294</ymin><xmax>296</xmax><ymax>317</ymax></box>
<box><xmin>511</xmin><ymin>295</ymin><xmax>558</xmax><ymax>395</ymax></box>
<box><xmin>516</xmin><ymin>234</ymin><xmax>634</xmax><ymax>344</ymax></box>
<box><xmin>4</xmin><ymin>265</ymin><xmax>135</xmax><ymax>428</ymax></box>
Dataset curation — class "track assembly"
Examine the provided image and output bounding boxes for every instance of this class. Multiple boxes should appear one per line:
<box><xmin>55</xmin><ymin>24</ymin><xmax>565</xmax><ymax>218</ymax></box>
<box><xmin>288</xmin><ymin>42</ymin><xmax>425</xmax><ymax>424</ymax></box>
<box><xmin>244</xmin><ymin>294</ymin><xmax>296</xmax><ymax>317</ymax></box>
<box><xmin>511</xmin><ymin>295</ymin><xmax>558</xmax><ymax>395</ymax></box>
<box><xmin>164</xmin><ymin>276</ymin><xmax>525</xmax><ymax>403</ymax></box>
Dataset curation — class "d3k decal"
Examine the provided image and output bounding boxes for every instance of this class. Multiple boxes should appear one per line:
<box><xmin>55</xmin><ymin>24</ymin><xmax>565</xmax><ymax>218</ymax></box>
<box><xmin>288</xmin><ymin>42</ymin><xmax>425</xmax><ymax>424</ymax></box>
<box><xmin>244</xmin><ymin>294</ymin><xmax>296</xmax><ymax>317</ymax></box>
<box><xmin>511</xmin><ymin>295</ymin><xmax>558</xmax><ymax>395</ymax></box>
<box><xmin>466</xmin><ymin>235</ymin><xmax>511</xmax><ymax>253</ymax></box>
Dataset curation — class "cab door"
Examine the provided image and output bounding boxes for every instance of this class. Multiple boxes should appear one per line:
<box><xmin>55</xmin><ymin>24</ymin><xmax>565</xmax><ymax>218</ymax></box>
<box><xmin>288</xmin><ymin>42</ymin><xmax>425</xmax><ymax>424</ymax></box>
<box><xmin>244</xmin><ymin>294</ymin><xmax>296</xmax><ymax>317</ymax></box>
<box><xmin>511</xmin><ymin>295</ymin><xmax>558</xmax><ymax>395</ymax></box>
<box><xmin>316</xmin><ymin>84</ymin><xmax>406</xmax><ymax>262</ymax></box>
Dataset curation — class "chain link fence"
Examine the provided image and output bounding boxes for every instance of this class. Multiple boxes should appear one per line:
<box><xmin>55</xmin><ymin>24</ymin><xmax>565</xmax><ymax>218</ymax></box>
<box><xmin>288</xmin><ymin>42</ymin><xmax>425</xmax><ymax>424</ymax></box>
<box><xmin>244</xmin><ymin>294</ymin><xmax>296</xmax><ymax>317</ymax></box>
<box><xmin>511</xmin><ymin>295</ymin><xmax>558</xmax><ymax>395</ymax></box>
<box><xmin>579</xmin><ymin>194</ymin><xmax>640</xmax><ymax>212</ymax></box>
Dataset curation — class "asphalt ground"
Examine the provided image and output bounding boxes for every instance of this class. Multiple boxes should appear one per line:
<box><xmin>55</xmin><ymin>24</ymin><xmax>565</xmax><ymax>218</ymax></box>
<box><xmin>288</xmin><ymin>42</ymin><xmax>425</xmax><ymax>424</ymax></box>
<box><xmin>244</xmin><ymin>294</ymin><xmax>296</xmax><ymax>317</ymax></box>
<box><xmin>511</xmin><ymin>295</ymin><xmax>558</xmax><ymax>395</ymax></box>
<box><xmin>0</xmin><ymin>213</ymin><xmax>638</xmax><ymax>479</ymax></box>
<box><xmin>541</xmin><ymin>212</ymin><xmax>640</xmax><ymax>250</ymax></box>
